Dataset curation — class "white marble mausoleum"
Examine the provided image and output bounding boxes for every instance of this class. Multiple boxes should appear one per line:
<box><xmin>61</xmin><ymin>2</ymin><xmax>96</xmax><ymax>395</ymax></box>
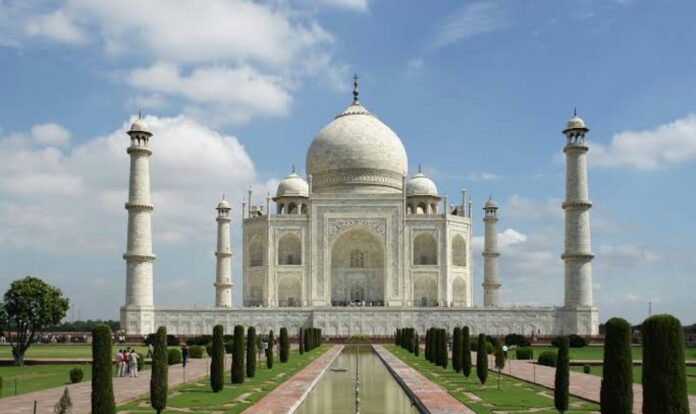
<box><xmin>120</xmin><ymin>80</ymin><xmax>599</xmax><ymax>337</ymax></box>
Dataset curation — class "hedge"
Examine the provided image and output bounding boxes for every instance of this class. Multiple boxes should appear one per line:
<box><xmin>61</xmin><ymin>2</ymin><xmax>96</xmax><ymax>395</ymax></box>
<box><xmin>642</xmin><ymin>314</ymin><xmax>689</xmax><ymax>414</ymax></box>
<box><xmin>504</xmin><ymin>333</ymin><xmax>531</xmax><ymax>347</ymax></box>
<box><xmin>188</xmin><ymin>345</ymin><xmax>204</xmax><ymax>359</ymax></box>
<box><xmin>69</xmin><ymin>367</ymin><xmax>83</xmax><ymax>383</ymax></box>
<box><xmin>151</xmin><ymin>326</ymin><xmax>168</xmax><ymax>414</ymax></box>
<box><xmin>600</xmin><ymin>317</ymin><xmax>633</xmax><ymax>414</ymax></box>
<box><xmin>91</xmin><ymin>324</ymin><xmax>115</xmax><ymax>414</ymax></box>
<box><xmin>554</xmin><ymin>336</ymin><xmax>569</xmax><ymax>413</ymax></box>
<box><xmin>185</xmin><ymin>335</ymin><xmax>212</xmax><ymax>346</ymax></box>
<box><xmin>231</xmin><ymin>325</ymin><xmax>245</xmax><ymax>384</ymax></box>
<box><xmin>516</xmin><ymin>347</ymin><xmax>534</xmax><ymax>360</ymax></box>
<box><xmin>167</xmin><ymin>348</ymin><xmax>182</xmax><ymax>366</ymax></box>
<box><xmin>538</xmin><ymin>351</ymin><xmax>556</xmax><ymax>367</ymax></box>
<box><xmin>210</xmin><ymin>325</ymin><xmax>224</xmax><ymax>393</ymax></box>
<box><xmin>552</xmin><ymin>334</ymin><xmax>587</xmax><ymax>348</ymax></box>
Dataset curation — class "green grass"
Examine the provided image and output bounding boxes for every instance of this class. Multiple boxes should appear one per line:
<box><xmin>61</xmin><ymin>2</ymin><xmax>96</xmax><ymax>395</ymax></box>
<box><xmin>386</xmin><ymin>345</ymin><xmax>599</xmax><ymax>414</ymax></box>
<box><xmin>572</xmin><ymin>364</ymin><xmax>696</xmax><ymax>395</ymax></box>
<box><xmin>0</xmin><ymin>364</ymin><xmax>92</xmax><ymax>397</ymax></box>
<box><xmin>116</xmin><ymin>345</ymin><xmax>330</xmax><ymax>414</ymax></box>
<box><xmin>0</xmin><ymin>344</ymin><xmax>165</xmax><ymax>359</ymax></box>
<box><xmin>528</xmin><ymin>346</ymin><xmax>696</xmax><ymax>361</ymax></box>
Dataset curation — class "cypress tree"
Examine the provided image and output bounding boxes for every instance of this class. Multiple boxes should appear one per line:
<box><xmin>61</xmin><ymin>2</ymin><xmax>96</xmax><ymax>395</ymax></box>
<box><xmin>462</xmin><ymin>326</ymin><xmax>472</xmax><ymax>377</ymax></box>
<box><xmin>476</xmin><ymin>333</ymin><xmax>488</xmax><ymax>384</ymax></box>
<box><xmin>452</xmin><ymin>327</ymin><xmax>462</xmax><ymax>373</ymax></box>
<box><xmin>433</xmin><ymin>328</ymin><xmax>441</xmax><ymax>365</ymax></box>
<box><xmin>231</xmin><ymin>325</ymin><xmax>244</xmax><ymax>384</ymax></box>
<box><xmin>440</xmin><ymin>329</ymin><xmax>449</xmax><ymax>369</ymax></box>
<box><xmin>298</xmin><ymin>328</ymin><xmax>304</xmax><ymax>355</ymax></box>
<box><xmin>246</xmin><ymin>326</ymin><xmax>257</xmax><ymax>378</ymax></box>
<box><xmin>279</xmin><ymin>327</ymin><xmax>289</xmax><ymax>363</ymax></box>
<box><xmin>267</xmin><ymin>330</ymin><xmax>274</xmax><ymax>369</ymax></box>
<box><xmin>91</xmin><ymin>324</ymin><xmax>115</xmax><ymax>414</ymax></box>
<box><xmin>396</xmin><ymin>328</ymin><xmax>402</xmax><ymax>347</ymax></box>
<box><xmin>425</xmin><ymin>329</ymin><xmax>431</xmax><ymax>361</ymax></box>
<box><xmin>642</xmin><ymin>314</ymin><xmax>689</xmax><ymax>414</ymax></box>
<box><xmin>407</xmin><ymin>328</ymin><xmax>414</xmax><ymax>353</ymax></box>
<box><xmin>414</xmin><ymin>332</ymin><xmax>420</xmax><ymax>356</ymax></box>
<box><xmin>210</xmin><ymin>325</ymin><xmax>224</xmax><ymax>392</ymax></box>
<box><xmin>150</xmin><ymin>326</ymin><xmax>168</xmax><ymax>414</ymax></box>
<box><xmin>554</xmin><ymin>336</ymin><xmax>569</xmax><ymax>413</ymax></box>
<box><xmin>494</xmin><ymin>342</ymin><xmax>505</xmax><ymax>390</ymax></box>
<box><xmin>600</xmin><ymin>317</ymin><xmax>633</xmax><ymax>414</ymax></box>
<box><xmin>304</xmin><ymin>328</ymin><xmax>310</xmax><ymax>352</ymax></box>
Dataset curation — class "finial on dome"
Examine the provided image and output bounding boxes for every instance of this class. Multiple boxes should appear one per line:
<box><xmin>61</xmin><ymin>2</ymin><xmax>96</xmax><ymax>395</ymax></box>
<box><xmin>222</xmin><ymin>193</ymin><xmax>226</xmax><ymax>200</ymax></box>
<box><xmin>574</xmin><ymin>107</ymin><xmax>577</xmax><ymax>117</ymax></box>
<box><xmin>138</xmin><ymin>109</ymin><xmax>142</xmax><ymax>120</ymax></box>
<box><xmin>418</xmin><ymin>163</ymin><xmax>422</xmax><ymax>174</ymax></box>
<box><xmin>352</xmin><ymin>73</ymin><xmax>360</xmax><ymax>105</ymax></box>
<box><xmin>292</xmin><ymin>163</ymin><xmax>296</xmax><ymax>174</ymax></box>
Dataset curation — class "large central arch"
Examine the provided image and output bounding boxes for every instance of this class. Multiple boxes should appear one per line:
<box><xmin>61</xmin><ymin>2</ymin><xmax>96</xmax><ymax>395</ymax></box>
<box><xmin>330</xmin><ymin>228</ymin><xmax>385</xmax><ymax>306</ymax></box>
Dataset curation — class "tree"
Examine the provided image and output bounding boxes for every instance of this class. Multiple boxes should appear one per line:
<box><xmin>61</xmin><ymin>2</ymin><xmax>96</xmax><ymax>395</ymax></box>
<box><xmin>414</xmin><ymin>332</ymin><xmax>419</xmax><ymax>357</ymax></box>
<box><xmin>280</xmin><ymin>327</ymin><xmax>289</xmax><ymax>363</ymax></box>
<box><xmin>303</xmin><ymin>328</ymin><xmax>310</xmax><ymax>352</ymax></box>
<box><xmin>440</xmin><ymin>329</ymin><xmax>448</xmax><ymax>369</ymax></box>
<box><xmin>554</xmin><ymin>336</ymin><xmax>569</xmax><ymax>413</ymax></box>
<box><xmin>267</xmin><ymin>330</ymin><xmax>274</xmax><ymax>369</ymax></box>
<box><xmin>642</xmin><ymin>314</ymin><xmax>689</xmax><ymax>414</ymax></box>
<box><xmin>298</xmin><ymin>327</ymin><xmax>304</xmax><ymax>355</ymax></box>
<box><xmin>433</xmin><ymin>328</ymin><xmax>441</xmax><ymax>365</ymax></box>
<box><xmin>210</xmin><ymin>325</ymin><xmax>224</xmax><ymax>392</ymax></box>
<box><xmin>231</xmin><ymin>325</ymin><xmax>244</xmax><ymax>384</ymax></box>
<box><xmin>425</xmin><ymin>328</ymin><xmax>431</xmax><ymax>361</ymax></box>
<box><xmin>54</xmin><ymin>387</ymin><xmax>73</xmax><ymax>414</ymax></box>
<box><xmin>462</xmin><ymin>326</ymin><xmax>472</xmax><ymax>377</ymax></box>
<box><xmin>495</xmin><ymin>342</ymin><xmax>505</xmax><ymax>390</ymax></box>
<box><xmin>476</xmin><ymin>333</ymin><xmax>488</xmax><ymax>384</ymax></box>
<box><xmin>600</xmin><ymin>317</ymin><xmax>633</xmax><ymax>414</ymax></box>
<box><xmin>246</xmin><ymin>326</ymin><xmax>256</xmax><ymax>378</ymax></box>
<box><xmin>396</xmin><ymin>328</ymin><xmax>402</xmax><ymax>347</ymax></box>
<box><xmin>150</xmin><ymin>326</ymin><xmax>168</xmax><ymax>414</ymax></box>
<box><xmin>91</xmin><ymin>324</ymin><xmax>115</xmax><ymax>414</ymax></box>
<box><xmin>1</xmin><ymin>276</ymin><xmax>69</xmax><ymax>365</ymax></box>
<box><xmin>452</xmin><ymin>327</ymin><xmax>462</xmax><ymax>373</ymax></box>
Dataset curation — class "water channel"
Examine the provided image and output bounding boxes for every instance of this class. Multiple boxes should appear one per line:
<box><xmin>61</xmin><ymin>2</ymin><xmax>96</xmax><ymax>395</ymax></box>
<box><xmin>295</xmin><ymin>347</ymin><xmax>420</xmax><ymax>414</ymax></box>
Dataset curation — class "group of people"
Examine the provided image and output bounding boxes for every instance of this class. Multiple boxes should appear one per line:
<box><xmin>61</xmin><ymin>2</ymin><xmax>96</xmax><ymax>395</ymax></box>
<box><xmin>115</xmin><ymin>347</ymin><xmax>140</xmax><ymax>378</ymax></box>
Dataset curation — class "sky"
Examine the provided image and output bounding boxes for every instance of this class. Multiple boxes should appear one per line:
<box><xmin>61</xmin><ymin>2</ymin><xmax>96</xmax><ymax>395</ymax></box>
<box><xmin>0</xmin><ymin>0</ymin><xmax>695</xmax><ymax>325</ymax></box>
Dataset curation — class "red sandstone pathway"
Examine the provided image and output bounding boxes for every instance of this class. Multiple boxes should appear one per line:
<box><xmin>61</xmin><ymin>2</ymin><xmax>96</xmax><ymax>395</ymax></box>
<box><xmin>242</xmin><ymin>345</ymin><xmax>344</xmax><ymax>414</ymax></box>
<box><xmin>374</xmin><ymin>345</ymin><xmax>474</xmax><ymax>414</ymax></box>
<box><xmin>477</xmin><ymin>352</ymin><xmax>696</xmax><ymax>414</ymax></box>
<box><xmin>0</xmin><ymin>358</ymin><xmax>209</xmax><ymax>414</ymax></box>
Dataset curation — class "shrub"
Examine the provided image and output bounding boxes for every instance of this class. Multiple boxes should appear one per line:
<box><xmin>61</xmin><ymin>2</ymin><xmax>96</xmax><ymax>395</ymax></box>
<box><xmin>504</xmin><ymin>333</ymin><xmax>531</xmax><ymax>347</ymax></box>
<box><xmin>167</xmin><ymin>348</ymin><xmax>182</xmax><ymax>366</ymax></box>
<box><xmin>224</xmin><ymin>340</ymin><xmax>233</xmax><ymax>354</ymax></box>
<box><xmin>91</xmin><ymin>324</ymin><xmax>115</xmax><ymax>414</ymax></box>
<box><xmin>495</xmin><ymin>343</ymin><xmax>505</xmax><ymax>370</ymax></box>
<box><xmin>600</xmin><ymin>317</ymin><xmax>633</xmax><ymax>414</ymax></box>
<box><xmin>69</xmin><ymin>367</ymin><xmax>83</xmax><ymax>383</ymax></box>
<box><xmin>452</xmin><ymin>327</ymin><xmax>462</xmax><ymax>373</ymax></box>
<box><xmin>476</xmin><ymin>333</ymin><xmax>488</xmax><ymax>384</ymax></box>
<box><xmin>246</xmin><ymin>327</ymin><xmax>256</xmax><ymax>378</ymax></box>
<box><xmin>538</xmin><ymin>351</ymin><xmax>557</xmax><ymax>367</ymax></box>
<box><xmin>136</xmin><ymin>352</ymin><xmax>144</xmax><ymax>372</ymax></box>
<box><xmin>210</xmin><ymin>325</ymin><xmax>224</xmax><ymax>393</ymax></box>
<box><xmin>462</xmin><ymin>326</ymin><xmax>472</xmax><ymax>377</ymax></box>
<box><xmin>166</xmin><ymin>335</ymin><xmax>179</xmax><ymax>347</ymax></box>
<box><xmin>486</xmin><ymin>341</ymin><xmax>494</xmax><ymax>355</ymax></box>
<box><xmin>231</xmin><ymin>325</ymin><xmax>244</xmax><ymax>384</ymax></box>
<box><xmin>280</xmin><ymin>327</ymin><xmax>289</xmax><ymax>363</ymax></box>
<box><xmin>642</xmin><ymin>314</ymin><xmax>689</xmax><ymax>414</ymax></box>
<box><xmin>516</xmin><ymin>347</ymin><xmax>534</xmax><ymax>360</ymax></box>
<box><xmin>267</xmin><ymin>330</ymin><xmax>274</xmax><ymax>369</ymax></box>
<box><xmin>569</xmin><ymin>334</ymin><xmax>588</xmax><ymax>348</ymax></box>
<box><xmin>151</xmin><ymin>326</ymin><xmax>168</xmax><ymax>414</ymax></box>
<box><xmin>554</xmin><ymin>336</ymin><xmax>569</xmax><ymax>413</ymax></box>
<box><xmin>583</xmin><ymin>364</ymin><xmax>591</xmax><ymax>374</ymax></box>
<box><xmin>185</xmin><ymin>335</ymin><xmax>212</xmax><ymax>346</ymax></box>
<box><xmin>205</xmin><ymin>342</ymin><xmax>213</xmax><ymax>357</ymax></box>
<box><xmin>54</xmin><ymin>387</ymin><xmax>72</xmax><ymax>414</ymax></box>
<box><xmin>188</xmin><ymin>345</ymin><xmax>203</xmax><ymax>359</ymax></box>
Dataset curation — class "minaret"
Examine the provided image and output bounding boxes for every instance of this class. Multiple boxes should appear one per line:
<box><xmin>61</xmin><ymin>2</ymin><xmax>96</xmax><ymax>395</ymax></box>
<box><xmin>562</xmin><ymin>110</ymin><xmax>594</xmax><ymax>308</ymax></box>
<box><xmin>215</xmin><ymin>196</ymin><xmax>233</xmax><ymax>307</ymax></box>
<box><xmin>482</xmin><ymin>197</ymin><xmax>501</xmax><ymax>307</ymax></box>
<box><xmin>124</xmin><ymin>117</ymin><xmax>155</xmax><ymax>308</ymax></box>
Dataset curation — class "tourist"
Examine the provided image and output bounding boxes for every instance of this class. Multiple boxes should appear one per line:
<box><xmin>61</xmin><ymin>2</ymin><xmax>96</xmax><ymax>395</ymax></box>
<box><xmin>0</xmin><ymin>334</ymin><xmax>5</xmax><ymax>344</ymax></box>
<box><xmin>181</xmin><ymin>344</ymin><xmax>189</xmax><ymax>368</ymax></box>
<box><xmin>115</xmin><ymin>349</ymin><xmax>124</xmax><ymax>377</ymax></box>
<box><xmin>122</xmin><ymin>349</ymin><xmax>130</xmax><ymax>376</ymax></box>
<box><xmin>128</xmin><ymin>350</ymin><xmax>139</xmax><ymax>377</ymax></box>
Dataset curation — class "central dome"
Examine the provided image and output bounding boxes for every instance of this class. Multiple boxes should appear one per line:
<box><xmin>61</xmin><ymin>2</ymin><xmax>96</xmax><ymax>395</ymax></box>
<box><xmin>306</xmin><ymin>101</ymin><xmax>408</xmax><ymax>194</ymax></box>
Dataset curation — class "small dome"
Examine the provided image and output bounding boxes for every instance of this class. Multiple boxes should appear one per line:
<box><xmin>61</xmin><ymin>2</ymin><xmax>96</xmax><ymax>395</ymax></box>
<box><xmin>129</xmin><ymin>118</ymin><xmax>151</xmax><ymax>134</ymax></box>
<box><xmin>406</xmin><ymin>171</ymin><xmax>438</xmax><ymax>197</ymax></box>
<box><xmin>563</xmin><ymin>114</ymin><xmax>589</xmax><ymax>134</ymax></box>
<box><xmin>217</xmin><ymin>198</ymin><xmax>230</xmax><ymax>209</ymax></box>
<box><xmin>275</xmin><ymin>172</ymin><xmax>309</xmax><ymax>198</ymax></box>
<box><xmin>484</xmin><ymin>197</ymin><xmax>498</xmax><ymax>209</ymax></box>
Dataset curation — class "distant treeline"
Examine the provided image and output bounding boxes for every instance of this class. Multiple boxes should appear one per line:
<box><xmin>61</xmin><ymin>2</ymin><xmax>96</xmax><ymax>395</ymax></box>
<box><xmin>598</xmin><ymin>322</ymin><xmax>696</xmax><ymax>335</ymax></box>
<box><xmin>46</xmin><ymin>319</ymin><xmax>121</xmax><ymax>332</ymax></box>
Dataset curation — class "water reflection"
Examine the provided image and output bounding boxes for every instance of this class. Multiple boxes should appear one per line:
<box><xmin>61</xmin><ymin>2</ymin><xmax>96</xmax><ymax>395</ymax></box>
<box><xmin>296</xmin><ymin>347</ymin><xmax>419</xmax><ymax>414</ymax></box>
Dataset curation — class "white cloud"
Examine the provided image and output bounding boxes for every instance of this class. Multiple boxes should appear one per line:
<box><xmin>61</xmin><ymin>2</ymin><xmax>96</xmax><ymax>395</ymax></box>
<box><xmin>590</xmin><ymin>114</ymin><xmax>696</xmax><ymax>170</ymax></box>
<box><xmin>597</xmin><ymin>244</ymin><xmax>660</xmax><ymax>267</ymax></box>
<box><xmin>466</xmin><ymin>172</ymin><xmax>504</xmax><ymax>181</ymax></box>
<box><xmin>30</xmin><ymin>123</ymin><xmax>71</xmax><ymax>146</ymax></box>
<box><xmin>318</xmin><ymin>0</ymin><xmax>370</xmax><ymax>12</ymax></box>
<box><xmin>407</xmin><ymin>58</ymin><xmax>424</xmax><ymax>71</ymax></box>
<box><xmin>0</xmin><ymin>116</ymin><xmax>257</xmax><ymax>253</ymax></box>
<box><xmin>432</xmin><ymin>2</ymin><xmax>508</xmax><ymax>48</ymax></box>
<box><xmin>24</xmin><ymin>9</ymin><xmax>87</xmax><ymax>45</ymax></box>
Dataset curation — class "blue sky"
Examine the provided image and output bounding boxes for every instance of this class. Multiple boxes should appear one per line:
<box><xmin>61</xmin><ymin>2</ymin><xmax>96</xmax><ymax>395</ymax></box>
<box><xmin>1</xmin><ymin>0</ymin><xmax>695</xmax><ymax>325</ymax></box>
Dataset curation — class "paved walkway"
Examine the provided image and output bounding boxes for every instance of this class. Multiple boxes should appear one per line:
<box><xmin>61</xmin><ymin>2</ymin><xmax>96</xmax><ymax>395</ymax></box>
<box><xmin>478</xmin><ymin>353</ymin><xmax>696</xmax><ymax>414</ymax></box>
<box><xmin>375</xmin><ymin>345</ymin><xmax>474</xmax><ymax>414</ymax></box>
<box><xmin>1</xmin><ymin>358</ymin><xmax>209</xmax><ymax>414</ymax></box>
<box><xmin>242</xmin><ymin>345</ymin><xmax>344</xmax><ymax>414</ymax></box>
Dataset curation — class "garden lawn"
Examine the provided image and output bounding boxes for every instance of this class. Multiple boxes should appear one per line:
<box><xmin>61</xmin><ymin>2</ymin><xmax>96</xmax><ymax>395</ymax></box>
<box><xmin>571</xmin><ymin>364</ymin><xmax>696</xmax><ymax>395</ymax></box>
<box><xmin>527</xmin><ymin>346</ymin><xmax>696</xmax><ymax>361</ymax></box>
<box><xmin>0</xmin><ymin>364</ymin><xmax>92</xmax><ymax>397</ymax></box>
<box><xmin>116</xmin><ymin>345</ymin><xmax>330</xmax><ymax>414</ymax></box>
<box><xmin>0</xmin><ymin>344</ymin><xmax>166</xmax><ymax>359</ymax></box>
<box><xmin>386</xmin><ymin>345</ymin><xmax>599</xmax><ymax>414</ymax></box>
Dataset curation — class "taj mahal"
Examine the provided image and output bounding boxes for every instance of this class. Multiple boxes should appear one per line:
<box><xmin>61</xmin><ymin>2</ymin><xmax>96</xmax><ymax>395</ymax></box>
<box><xmin>120</xmin><ymin>78</ymin><xmax>598</xmax><ymax>337</ymax></box>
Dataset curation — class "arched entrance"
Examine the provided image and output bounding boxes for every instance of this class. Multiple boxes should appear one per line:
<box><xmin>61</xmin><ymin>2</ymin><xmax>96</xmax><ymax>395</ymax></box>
<box><xmin>452</xmin><ymin>277</ymin><xmax>467</xmax><ymax>306</ymax></box>
<box><xmin>330</xmin><ymin>228</ymin><xmax>385</xmax><ymax>306</ymax></box>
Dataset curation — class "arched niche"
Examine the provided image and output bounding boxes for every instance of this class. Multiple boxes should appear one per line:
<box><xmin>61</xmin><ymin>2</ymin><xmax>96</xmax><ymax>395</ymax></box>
<box><xmin>330</xmin><ymin>228</ymin><xmax>385</xmax><ymax>306</ymax></box>
<box><xmin>452</xmin><ymin>235</ymin><xmax>467</xmax><ymax>267</ymax></box>
<box><xmin>413</xmin><ymin>233</ymin><xmax>438</xmax><ymax>265</ymax></box>
<box><xmin>288</xmin><ymin>202</ymin><xmax>298</xmax><ymax>214</ymax></box>
<box><xmin>452</xmin><ymin>277</ymin><xmax>467</xmax><ymax>306</ymax></box>
<box><xmin>414</xmin><ymin>275</ymin><xmax>437</xmax><ymax>307</ymax></box>
<box><xmin>278</xmin><ymin>276</ymin><xmax>301</xmax><ymax>307</ymax></box>
<box><xmin>277</xmin><ymin>233</ymin><xmax>302</xmax><ymax>265</ymax></box>
<box><xmin>248</xmin><ymin>236</ymin><xmax>264</xmax><ymax>267</ymax></box>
